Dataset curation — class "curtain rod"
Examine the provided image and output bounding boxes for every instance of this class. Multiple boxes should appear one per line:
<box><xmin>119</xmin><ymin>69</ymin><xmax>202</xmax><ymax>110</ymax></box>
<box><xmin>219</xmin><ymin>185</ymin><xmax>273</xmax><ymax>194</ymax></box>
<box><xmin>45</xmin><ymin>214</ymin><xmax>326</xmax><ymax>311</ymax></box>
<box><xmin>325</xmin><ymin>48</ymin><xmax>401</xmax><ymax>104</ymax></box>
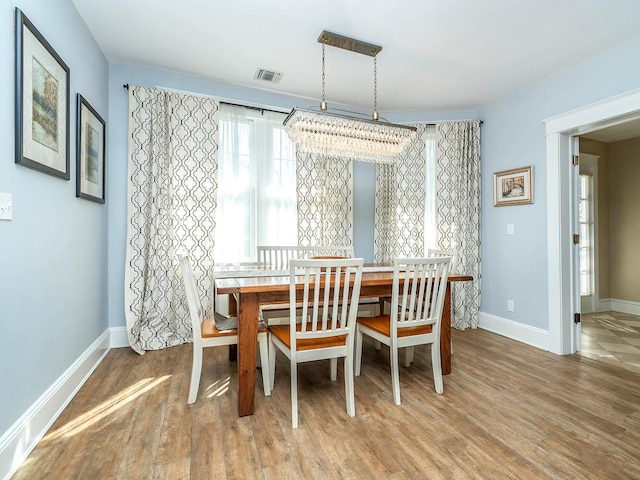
<box><xmin>122</xmin><ymin>84</ymin><xmax>482</xmax><ymax>124</ymax></box>
<box><xmin>122</xmin><ymin>83</ymin><xmax>288</xmax><ymax>115</ymax></box>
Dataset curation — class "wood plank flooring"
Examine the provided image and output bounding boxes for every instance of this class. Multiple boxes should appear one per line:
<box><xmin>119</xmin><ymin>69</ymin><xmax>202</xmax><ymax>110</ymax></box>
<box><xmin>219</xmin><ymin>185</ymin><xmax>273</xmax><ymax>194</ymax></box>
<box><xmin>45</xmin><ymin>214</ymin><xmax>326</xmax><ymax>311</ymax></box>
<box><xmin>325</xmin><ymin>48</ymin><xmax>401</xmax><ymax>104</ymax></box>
<box><xmin>12</xmin><ymin>327</ymin><xmax>640</xmax><ymax>479</ymax></box>
<box><xmin>580</xmin><ymin>311</ymin><xmax>640</xmax><ymax>375</ymax></box>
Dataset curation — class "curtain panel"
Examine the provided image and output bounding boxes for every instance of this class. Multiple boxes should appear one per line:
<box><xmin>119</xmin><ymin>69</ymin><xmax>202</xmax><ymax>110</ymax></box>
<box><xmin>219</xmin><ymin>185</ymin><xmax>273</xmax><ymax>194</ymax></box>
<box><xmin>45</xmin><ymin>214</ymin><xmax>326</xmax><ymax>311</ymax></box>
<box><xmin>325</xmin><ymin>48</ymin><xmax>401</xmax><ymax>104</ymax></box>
<box><xmin>125</xmin><ymin>86</ymin><xmax>220</xmax><ymax>354</ymax></box>
<box><xmin>373</xmin><ymin>124</ymin><xmax>430</xmax><ymax>262</ymax></box>
<box><xmin>296</xmin><ymin>152</ymin><xmax>354</xmax><ymax>247</ymax></box>
<box><xmin>436</xmin><ymin>121</ymin><xmax>482</xmax><ymax>329</ymax></box>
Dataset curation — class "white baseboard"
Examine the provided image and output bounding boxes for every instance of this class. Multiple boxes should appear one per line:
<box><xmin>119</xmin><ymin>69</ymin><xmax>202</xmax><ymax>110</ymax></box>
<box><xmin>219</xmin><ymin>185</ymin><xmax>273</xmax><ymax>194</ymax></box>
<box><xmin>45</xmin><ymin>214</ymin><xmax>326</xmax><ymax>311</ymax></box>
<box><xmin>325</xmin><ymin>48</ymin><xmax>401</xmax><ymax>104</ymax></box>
<box><xmin>478</xmin><ymin>312</ymin><xmax>549</xmax><ymax>351</ymax></box>
<box><xmin>593</xmin><ymin>298</ymin><xmax>640</xmax><ymax>315</ymax></box>
<box><xmin>597</xmin><ymin>298</ymin><xmax>612</xmax><ymax>312</ymax></box>
<box><xmin>110</xmin><ymin>326</ymin><xmax>130</xmax><ymax>348</ymax></box>
<box><xmin>610</xmin><ymin>298</ymin><xmax>640</xmax><ymax>316</ymax></box>
<box><xmin>0</xmin><ymin>330</ymin><xmax>110</xmax><ymax>480</ymax></box>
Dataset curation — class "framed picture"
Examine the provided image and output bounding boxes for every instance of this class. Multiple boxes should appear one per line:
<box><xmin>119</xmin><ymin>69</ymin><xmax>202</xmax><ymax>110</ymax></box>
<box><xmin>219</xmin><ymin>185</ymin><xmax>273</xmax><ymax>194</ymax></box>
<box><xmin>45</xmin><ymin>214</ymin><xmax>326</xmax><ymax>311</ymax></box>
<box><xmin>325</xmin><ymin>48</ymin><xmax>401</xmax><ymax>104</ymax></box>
<box><xmin>494</xmin><ymin>166</ymin><xmax>533</xmax><ymax>206</ymax></box>
<box><xmin>76</xmin><ymin>94</ymin><xmax>106</xmax><ymax>203</ymax></box>
<box><xmin>15</xmin><ymin>8</ymin><xmax>70</xmax><ymax>179</ymax></box>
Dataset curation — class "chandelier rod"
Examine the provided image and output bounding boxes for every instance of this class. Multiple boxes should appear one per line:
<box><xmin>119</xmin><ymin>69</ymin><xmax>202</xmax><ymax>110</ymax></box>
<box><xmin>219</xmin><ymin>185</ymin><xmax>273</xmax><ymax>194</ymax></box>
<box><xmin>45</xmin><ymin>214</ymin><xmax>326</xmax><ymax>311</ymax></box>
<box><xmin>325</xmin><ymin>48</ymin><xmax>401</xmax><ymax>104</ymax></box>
<box><xmin>321</xmin><ymin>43</ymin><xmax>327</xmax><ymax>112</ymax></box>
<box><xmin>318</xmin><ymin>31</ymin><xmax>384</xmax><ymax>121</ymax></box>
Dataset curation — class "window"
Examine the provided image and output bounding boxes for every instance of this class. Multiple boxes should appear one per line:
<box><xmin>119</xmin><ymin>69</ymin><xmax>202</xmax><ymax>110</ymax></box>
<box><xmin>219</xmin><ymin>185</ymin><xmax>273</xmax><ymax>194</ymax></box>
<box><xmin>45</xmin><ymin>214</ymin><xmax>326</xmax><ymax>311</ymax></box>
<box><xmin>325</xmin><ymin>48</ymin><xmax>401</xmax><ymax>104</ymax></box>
<box><xmin>215</xmin><ymin>106</ymin><xmax>297</xmax><ymax>263</ymax></box>
<box><xmin>578</xmin><ymin>174</ymin><xmax>593</xmax><ymax>296</ymax></box>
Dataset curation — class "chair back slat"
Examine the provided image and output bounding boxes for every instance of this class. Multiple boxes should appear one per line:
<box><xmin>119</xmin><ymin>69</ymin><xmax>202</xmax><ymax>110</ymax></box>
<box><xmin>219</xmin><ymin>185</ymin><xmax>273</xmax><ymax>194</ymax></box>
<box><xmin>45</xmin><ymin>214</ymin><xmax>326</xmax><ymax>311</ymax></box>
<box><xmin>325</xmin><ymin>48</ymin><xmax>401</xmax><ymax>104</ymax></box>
<box><xmin>427</xmin><ymin>249</ymin><xmax>459</xmax><ymax>272</ymax></box>
<box><xmin>258</xmin><ymin>245</ymin><xmax>354</xmax><ymax>269</ymax></box>
<box><xmin>391</xmin><ymin>257</ymin><xmax>451</xmax><ymax>334</ymax></box>
<box><xmin>178</xmin><ymin>254</ymin><xmax>203</xmax><ymax>343</ymax></box>
<box><xmin>289</xmin><ymin>258</ymin><xmax>363</xmax><ymax>347</ymax></box>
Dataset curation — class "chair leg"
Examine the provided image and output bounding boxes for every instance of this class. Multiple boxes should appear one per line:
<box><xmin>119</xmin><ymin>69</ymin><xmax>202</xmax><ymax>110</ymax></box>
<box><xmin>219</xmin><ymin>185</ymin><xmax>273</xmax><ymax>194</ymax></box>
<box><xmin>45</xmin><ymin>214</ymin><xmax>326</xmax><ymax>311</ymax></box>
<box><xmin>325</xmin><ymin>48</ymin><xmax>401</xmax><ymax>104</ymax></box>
<box><xmin>344</xmin><ymin>355</ymin><xmax>355</xmax><ymax>417</ymax></box>
<box><xmin>404</xmin><ymin>346</ymin><xmax>414</xmax><ymax>367</ymax></box>
<box><xmin>269</xmin><ymin>336</ymin><xmax>277</xmax><ymax>391</ymax></box>
<box><xmin>355</xmin><ymin>328</ymin><xmax>363</xmax><ymax>377</ymax></box>
<box><xmin>188</xmin><ymin>346</ymin><xmax>203</xmax><ymax>404</ymax></box>
<box><xmin>330</xmin><ymin>358</ymin><xmax>337</xmax><ymax>381</ymax></box>
<box><xmin>431</xmin><ymin>342</ymin><xmax>444</xmax><ymax>394</ymax></box>
<box><xmin>390</xmin><ymin>343</ymin><xmax>401</xmax><ymax>405</ymax></box>
<box><xmin>291</xmin><ymin>359</ymin><xmax>299</xmax><ymax>429</ymax></box>
<box><xmin>258</xmin><ymin>334</ymin><xmax>271</xmax><ymax>396</ymax></box>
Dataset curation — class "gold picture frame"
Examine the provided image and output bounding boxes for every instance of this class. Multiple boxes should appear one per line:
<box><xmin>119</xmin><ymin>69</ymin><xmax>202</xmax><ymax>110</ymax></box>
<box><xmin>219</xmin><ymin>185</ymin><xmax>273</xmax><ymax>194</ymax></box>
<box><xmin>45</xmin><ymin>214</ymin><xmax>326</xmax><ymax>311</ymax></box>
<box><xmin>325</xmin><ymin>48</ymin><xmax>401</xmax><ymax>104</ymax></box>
<box><xmin>493</xmin><ymin>166</ymin><xmax>533</xmax><ymax>206</ymax></box>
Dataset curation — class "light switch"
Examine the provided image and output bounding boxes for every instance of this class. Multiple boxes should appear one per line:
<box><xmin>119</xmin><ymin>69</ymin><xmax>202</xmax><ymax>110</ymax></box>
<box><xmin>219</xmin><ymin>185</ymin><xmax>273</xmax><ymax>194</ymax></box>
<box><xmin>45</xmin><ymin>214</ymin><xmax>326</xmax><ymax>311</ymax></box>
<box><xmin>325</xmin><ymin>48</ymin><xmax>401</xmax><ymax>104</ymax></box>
<box><xmin>0</xmin><ymin>193</ymin><xmax>13</xmax><ymax>220</ymax></box>
<box><xmin>507</xmin><ymin>223</ymin><xmax>514</xmax><ymax>235</ymax></box>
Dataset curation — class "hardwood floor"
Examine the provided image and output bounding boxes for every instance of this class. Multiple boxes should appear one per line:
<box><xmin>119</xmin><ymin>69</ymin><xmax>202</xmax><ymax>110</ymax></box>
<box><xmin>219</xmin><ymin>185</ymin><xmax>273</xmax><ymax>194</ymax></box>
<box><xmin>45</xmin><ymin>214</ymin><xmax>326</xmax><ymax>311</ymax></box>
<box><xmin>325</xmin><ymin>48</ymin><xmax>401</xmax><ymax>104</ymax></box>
<box><xmin>12</xmin><ymin>327</ymin><xmax>640</xmax><ymax>479</ymax></box>
<box><xmin>580</xmin><ymin>311</ymin><xmax>640</xmax><ymax>375</ymax></box>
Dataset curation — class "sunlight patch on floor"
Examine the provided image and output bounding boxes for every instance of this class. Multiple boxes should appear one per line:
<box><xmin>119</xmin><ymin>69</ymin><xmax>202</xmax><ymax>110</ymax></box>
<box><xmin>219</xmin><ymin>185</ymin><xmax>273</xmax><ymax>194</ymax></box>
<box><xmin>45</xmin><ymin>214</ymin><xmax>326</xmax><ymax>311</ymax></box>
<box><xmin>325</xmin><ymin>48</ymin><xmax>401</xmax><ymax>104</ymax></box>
<box><xmin>204</xmin><ymin>376</ymin><xmax>231</xmax><ymax>397</ymax></box>
<box><xmin>42</xmin><ymin>376</ymin><xmax>171</xmax><ymax>441</ymax></box>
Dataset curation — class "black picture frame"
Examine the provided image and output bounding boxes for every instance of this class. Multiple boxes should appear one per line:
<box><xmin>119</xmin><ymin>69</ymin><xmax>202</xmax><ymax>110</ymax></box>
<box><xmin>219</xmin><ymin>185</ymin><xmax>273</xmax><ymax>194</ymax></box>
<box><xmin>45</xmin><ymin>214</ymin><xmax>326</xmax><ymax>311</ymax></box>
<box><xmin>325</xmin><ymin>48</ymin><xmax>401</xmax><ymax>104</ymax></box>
<box><xmin>76</xmin><ymin>94</ymin><xmax>106</xmax><ymax>203</ymax></box>
<box><xmin>15</xmin><ymin>8</ymin><xmax>70</xmax><ymax>179</ymax></box>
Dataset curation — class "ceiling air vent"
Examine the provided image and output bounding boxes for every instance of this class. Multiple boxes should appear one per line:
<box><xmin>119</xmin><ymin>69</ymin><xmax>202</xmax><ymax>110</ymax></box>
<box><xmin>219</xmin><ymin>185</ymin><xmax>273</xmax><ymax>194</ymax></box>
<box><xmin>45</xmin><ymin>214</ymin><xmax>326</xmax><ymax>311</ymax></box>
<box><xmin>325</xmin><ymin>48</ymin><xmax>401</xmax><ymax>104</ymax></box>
<box><xmin>255</xmin><ymin>68</ymin><xmax>283</xmax><ymax>84</ymax></box>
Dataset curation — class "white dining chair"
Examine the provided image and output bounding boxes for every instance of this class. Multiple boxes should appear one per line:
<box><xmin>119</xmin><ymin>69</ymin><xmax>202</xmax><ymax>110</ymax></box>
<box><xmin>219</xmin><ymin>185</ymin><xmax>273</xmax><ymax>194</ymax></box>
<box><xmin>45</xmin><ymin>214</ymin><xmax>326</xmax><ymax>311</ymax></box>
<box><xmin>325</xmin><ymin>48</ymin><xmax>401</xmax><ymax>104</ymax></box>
<box><xmin>256</xmin><ymin>245</ymin><xmax>355</xmax><ymax>269</ymax></box>
<box><xmin>179</xmin><ymin>254</ymin><xmax>271</xmax><ymax>403</ymax></box>
<box><xmin>268</xmin><ymin>257</ymin><xmax>364</xmax><ymax>428</ymax></box>
<box><xmin>258</xmin><ymin>245</ymin><xmax>359</xmax><ymax>323</ymax></box>
<box><xmin>427</xmin><ymin>249</ymin><xmax>459</xmax><ymax>354</ymax></box>
<box><xmin>355</xmin><ymin>257</ymin><xmax>451</xmax><ymax>405</ymax></box>
<box><xmin>257</xmin><ymin>246</ymin><xmax>304</xmax><ymax>269</ymax></box>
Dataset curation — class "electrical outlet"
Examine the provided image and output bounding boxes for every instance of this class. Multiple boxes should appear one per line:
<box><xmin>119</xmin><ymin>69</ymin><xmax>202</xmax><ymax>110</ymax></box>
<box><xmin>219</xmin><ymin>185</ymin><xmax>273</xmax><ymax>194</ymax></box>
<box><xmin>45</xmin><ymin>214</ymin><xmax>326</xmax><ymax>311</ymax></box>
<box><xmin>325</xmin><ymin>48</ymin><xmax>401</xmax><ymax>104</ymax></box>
<box><xmin>507</xmin><ymin>300</ymin><xmax>515</xmax><ymax>312</ymax></box>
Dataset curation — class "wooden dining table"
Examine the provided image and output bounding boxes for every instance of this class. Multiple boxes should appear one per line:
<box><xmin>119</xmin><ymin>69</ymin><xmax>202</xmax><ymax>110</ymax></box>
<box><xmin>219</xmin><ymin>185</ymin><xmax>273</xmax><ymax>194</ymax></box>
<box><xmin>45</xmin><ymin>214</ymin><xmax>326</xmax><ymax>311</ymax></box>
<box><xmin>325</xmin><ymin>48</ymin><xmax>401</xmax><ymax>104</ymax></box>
<box><xmin>214</xmin><ymin>265</ymin><xmax>473</xmax><ymax>416</ymax></box>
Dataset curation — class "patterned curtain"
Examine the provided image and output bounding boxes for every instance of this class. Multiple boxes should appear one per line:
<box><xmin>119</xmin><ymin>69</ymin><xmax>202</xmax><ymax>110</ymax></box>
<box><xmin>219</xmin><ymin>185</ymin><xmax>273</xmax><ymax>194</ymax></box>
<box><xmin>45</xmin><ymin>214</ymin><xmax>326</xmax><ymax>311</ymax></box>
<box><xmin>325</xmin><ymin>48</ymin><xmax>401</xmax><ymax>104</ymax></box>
<box><xmin>436</xmin><ymin>121</ymin><xmax>482</xmax><ymax>329</ymax></box>
<box><xmin>374</xmin><ymin>124</ymin><xmax>430</xmax><ymax>262</ymax></box>
<box><xmin>296</xmin><ymin>152</ymin><xmax>353</xmax><ymax>246</ymax></box>
<box><xmin>125</xmin><ymin>86</ymin><xmax>219</xmax><ymax>354</ymax></box>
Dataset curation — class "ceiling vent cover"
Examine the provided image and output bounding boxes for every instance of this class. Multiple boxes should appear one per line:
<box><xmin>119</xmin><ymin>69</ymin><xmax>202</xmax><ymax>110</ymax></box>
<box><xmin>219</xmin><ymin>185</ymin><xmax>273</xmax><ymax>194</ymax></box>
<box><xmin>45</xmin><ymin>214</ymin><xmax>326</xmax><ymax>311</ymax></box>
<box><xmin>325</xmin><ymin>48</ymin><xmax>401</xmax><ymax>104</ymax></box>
<box><xmin>255</xmin><ymin>68</ymin><xmax>283</xmax><ymax>84</ymax></box>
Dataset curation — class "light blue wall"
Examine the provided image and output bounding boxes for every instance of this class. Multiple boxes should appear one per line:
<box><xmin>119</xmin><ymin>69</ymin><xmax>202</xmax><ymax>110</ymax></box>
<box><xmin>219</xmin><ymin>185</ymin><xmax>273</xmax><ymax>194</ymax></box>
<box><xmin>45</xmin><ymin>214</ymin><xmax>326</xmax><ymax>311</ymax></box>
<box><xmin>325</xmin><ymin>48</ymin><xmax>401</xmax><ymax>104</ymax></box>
<box><xmin>479</xmin><ymin>35</ymin><xmax>640</xmax><ymax>330</ymax></box>
<box><xmin>0</xmin><ymin>0</ymin><xmax>108</xmax><ymax>435</ymax></box>
<box><xmin>107</xmin><ymin>64</ymin><xmax>477</xmax><ymax>329</ymax></box>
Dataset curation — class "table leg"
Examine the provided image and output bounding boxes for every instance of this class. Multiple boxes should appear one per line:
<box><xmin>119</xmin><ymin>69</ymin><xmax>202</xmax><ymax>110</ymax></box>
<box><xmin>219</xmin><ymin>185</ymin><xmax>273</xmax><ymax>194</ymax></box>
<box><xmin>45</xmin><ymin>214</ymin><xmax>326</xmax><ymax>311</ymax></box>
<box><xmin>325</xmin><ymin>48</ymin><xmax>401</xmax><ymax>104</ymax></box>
<box><xmin>441</xmin><ymin>283</ymin><xmax>452</xmax><ymax>375</ymax></box>
<box><xmin>237</xmin><ymin>292</ymin><xmax>259</xmax><ymax>416</ymax></box>
<box><xmin>226</xmin><ymin>294</ymin><xmax>238</xmax><ymax>361</ymax></box>
<box><xmin>228</xmin><ymin>345</ymin><xmax>237</xmax><ymax>361</ymax></box>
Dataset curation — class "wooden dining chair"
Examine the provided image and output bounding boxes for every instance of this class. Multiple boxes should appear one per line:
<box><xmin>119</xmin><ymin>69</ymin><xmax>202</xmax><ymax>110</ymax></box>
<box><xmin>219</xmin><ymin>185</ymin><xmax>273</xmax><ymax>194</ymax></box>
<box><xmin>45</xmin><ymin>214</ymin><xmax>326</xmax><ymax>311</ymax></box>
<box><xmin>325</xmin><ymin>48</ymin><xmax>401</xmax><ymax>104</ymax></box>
<box><xmin>257</xmin><ymin>245</ymin><xmax>355</xmax><ymax>269</ymax></box>
<box><xmin>427</xmin><ymin>249</ymin><xmax>458</xmax><ymax>354</ymax></box>
<box><xmin>179</xmin><ymin>254</ymin><xmax>271</xmax><ymax>404</ymax></box>
<box><xmin>257</xmin><ymin>246</ymin><xmax>303</xmax><ymax>269</ymax></box>
<box><xmin>355</xmin><ymin>257</ymin><xmax>451</xmax><ymax>405</ymax></box>
<box><xmin>259</xmin><ymin>245</ymin><xmax>357</xmax><ymax>323</ymax></box>
<box><xmin>268</xmin><ymin>258</ymin><xmax>364</xmax><ymax>428</ymax></box>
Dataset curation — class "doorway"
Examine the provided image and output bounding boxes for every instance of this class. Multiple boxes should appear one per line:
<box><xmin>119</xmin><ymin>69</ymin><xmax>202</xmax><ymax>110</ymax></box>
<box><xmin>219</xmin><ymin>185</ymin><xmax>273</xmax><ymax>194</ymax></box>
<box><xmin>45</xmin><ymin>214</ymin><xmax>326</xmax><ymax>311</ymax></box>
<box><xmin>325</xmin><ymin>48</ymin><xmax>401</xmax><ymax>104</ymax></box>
<box><xmin>576</xmin><ymin>122</ymin><xmax>640</xmax><ymax>370</ymax></box>
<box><xmin>544</xmin><ymin>88</ymin><xmax>640</xmax><ymax>355</ymax></box>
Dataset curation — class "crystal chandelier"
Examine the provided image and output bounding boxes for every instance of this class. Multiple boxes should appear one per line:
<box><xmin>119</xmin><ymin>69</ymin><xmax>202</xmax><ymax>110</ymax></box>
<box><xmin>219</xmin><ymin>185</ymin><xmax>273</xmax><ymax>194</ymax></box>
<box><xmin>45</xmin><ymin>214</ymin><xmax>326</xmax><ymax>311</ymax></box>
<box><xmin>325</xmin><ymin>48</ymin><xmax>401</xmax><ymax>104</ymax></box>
<box><xmin>284</xmin><ymin>31</ymin><xmax>417</xmax><ymax>164</ymax></box>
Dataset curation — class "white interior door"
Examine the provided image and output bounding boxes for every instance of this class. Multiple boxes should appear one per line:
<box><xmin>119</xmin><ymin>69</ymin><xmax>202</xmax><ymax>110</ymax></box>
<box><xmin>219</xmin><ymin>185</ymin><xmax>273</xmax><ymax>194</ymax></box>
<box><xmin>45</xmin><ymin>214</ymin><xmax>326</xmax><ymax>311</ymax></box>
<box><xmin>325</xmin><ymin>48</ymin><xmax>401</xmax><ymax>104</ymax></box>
<box><xmin>571</xmin><ymin>136</ymin><xmax>582</xmax><ymax>352</ymax></box>
<box><xmin>578</xmin><ymin>154</ymin><xmax>599</xmax><ymax>314</ymax></box>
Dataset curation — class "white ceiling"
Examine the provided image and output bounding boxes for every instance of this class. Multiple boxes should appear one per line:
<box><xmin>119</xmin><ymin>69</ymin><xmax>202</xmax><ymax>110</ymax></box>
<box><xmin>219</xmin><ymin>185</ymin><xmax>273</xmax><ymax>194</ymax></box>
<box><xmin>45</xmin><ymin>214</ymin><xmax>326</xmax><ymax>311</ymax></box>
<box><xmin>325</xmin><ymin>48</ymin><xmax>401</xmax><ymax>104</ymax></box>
<box><xmin>581</xmin><ymin>117</ymin><xmax>640</xmax><ymax>143</ymax></box>
<box><xmin>72</xmin><ymin>0</ymin><xmax>640</xmax><ymax>114</ymax></box>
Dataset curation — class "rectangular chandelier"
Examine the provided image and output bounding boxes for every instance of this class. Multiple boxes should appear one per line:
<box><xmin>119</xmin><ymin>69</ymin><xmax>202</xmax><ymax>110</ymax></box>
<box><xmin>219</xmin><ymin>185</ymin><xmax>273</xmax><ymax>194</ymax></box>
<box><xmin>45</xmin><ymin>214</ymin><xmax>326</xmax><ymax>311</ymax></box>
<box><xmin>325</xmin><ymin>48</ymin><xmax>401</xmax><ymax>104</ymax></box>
<box><xmin>284</xmin><ymin>31</ymin><xmax>417</xmax><ymax>164</ymax></box>
<box><xmin>284</xmin><ymin>108</ymin><xmax>417</xmax><ymax>164</ymax></box>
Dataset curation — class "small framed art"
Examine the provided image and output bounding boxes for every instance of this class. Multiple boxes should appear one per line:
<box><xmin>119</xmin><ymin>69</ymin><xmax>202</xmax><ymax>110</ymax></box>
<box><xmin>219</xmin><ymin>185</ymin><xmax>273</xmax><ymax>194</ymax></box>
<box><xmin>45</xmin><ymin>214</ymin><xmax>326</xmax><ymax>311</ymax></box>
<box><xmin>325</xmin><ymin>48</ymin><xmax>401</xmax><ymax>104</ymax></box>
<box><xmin>493</xmin><ymin>166</ymin><xmax>533</xmax><ymax>206</ymax></box>
<box><xmin>15</xmin><ymin>8</ymin><xmax>70</xmax><ymax>179</ymax></box>
<box><xmin>76</xmin><ymin>94</ymin><xmax>106</xmax><ymax>203</ymax></box>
